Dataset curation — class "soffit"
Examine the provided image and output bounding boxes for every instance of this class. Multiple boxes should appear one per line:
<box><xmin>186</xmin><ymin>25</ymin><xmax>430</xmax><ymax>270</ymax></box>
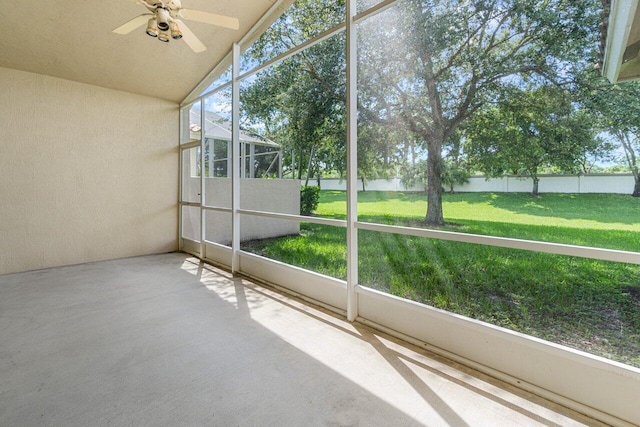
<box><xmin>0</xmin><ymin>0</ymin><xmax>279</xmax><ymax>103</ymax></box>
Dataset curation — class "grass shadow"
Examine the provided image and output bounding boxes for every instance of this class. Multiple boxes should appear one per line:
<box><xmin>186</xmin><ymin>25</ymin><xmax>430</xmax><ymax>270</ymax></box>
<box><xmin>358</xmin><ymin>228</ymin><xmax>640</xmax><ymax>367</ymax></box>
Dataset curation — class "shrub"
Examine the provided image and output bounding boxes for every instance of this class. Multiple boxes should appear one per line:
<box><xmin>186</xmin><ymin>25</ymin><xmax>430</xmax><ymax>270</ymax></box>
<box><xmin>300</xmin><ymin>186</ymin><xmax>320</xmax><ymax>215</ymax></box>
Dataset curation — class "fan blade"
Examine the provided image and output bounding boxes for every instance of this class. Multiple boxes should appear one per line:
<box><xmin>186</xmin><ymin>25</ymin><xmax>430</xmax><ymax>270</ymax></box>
<box><xmin>176</xmin><ymin>21</ymin><xmax>206</xmax><ymax>53</ymax></box>
<box><xmin>180</xmin><ymin>9</ymin><xmax>239</xmax><ymax>30</ymax></box>
<box><xmin>113</xmin><ymin>14</ymin><xmax>151</xmax><ymax>34</ymax></box>
<box><xmin>136</xmin><ymin>0</ymin><xmax>160</xmax><ymax>7</ymax></box>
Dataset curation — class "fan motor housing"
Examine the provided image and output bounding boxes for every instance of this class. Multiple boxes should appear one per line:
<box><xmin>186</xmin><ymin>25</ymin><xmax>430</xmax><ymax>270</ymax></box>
<box><xmin>156</xmin><ymin>8</ymin><xmax>171</xmax><ymax>31</ymax></box>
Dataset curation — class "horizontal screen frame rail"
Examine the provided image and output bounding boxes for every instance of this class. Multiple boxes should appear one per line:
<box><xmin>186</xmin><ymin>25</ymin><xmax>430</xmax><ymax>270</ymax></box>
<box><xmin>356</xmin><ymin>221</ymin><xmax>640</xmax><ymax>265</ymax></box>
<box><xmin>238</xmin><ymin>209</ymin><xmax>347</xmax><ymax>227</ymax></box>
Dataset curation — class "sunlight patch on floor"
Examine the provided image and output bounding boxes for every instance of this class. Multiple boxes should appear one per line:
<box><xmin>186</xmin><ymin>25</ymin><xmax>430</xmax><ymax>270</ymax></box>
<box><xmin>189</xmin><ymin>259</ymin><xmax>603</xmax><ymax>427</ymax></box>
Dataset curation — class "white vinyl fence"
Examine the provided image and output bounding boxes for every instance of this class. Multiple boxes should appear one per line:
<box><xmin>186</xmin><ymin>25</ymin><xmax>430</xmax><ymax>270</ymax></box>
<box><xmin>310</xmin><ymin>174</ymin><xmax>636</xmax><ymax>194</ymax></box>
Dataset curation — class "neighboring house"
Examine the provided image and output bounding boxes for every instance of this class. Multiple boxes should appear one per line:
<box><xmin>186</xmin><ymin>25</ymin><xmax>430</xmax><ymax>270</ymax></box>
<box><xmin>182</xmin><ymin>109</ymin><xmax>299</xmax><ymax>246</ymax></box>
<box><xmin>189</xmin><ymin>109</ymin><xmax>282</xmax><ymax>179</ymax></box>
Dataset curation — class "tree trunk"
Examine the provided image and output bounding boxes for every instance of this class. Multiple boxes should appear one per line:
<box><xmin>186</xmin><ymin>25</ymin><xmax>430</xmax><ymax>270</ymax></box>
<box><xmin>361</xmin><ymin>175</ymin><xmax>366</xmax><ymax>192</ymax></box>
<box><xmin>411</xmin><ymin>137</ymin><xmax>417</xmax><ymax>166</ymax></box>
<box><xmin>425</xmin><ymin>138</ymin><xmax>444</xmax><ymax>226</ymax></box>
<box><xmin>619</xmin><ymin>132</ymin><xmax>638</xmax><ymax>197</ymax></box>
<box><xmin>304</xmin><ymin>146</ymin><xmax>315</xmax><ymax>187</ymax></box>
<box><xmin>297</xmin><ymin>148</ymin><xmax>303</xmax><ymax>180</ymax></box>
<box><xmin>531</xmin><ymin>176</ymin><xmax>539</xmax><ymax>196</ymax></box>
<box><xmin>403</xmin><ymin>140</ymin><xmax>410</xmax><ymax>165</ymax></box>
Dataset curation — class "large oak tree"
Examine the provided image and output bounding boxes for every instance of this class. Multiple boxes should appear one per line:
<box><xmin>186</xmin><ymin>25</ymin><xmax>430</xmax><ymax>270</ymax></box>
<box><xmin>242</xmin><ymin>0</ymin><xmax>600</xmax><ymax>222</ymax></box>
<box><xmin>357</xmin><ymin>0</ymin><xmax>599</xmax><ymax>224</ymax></box>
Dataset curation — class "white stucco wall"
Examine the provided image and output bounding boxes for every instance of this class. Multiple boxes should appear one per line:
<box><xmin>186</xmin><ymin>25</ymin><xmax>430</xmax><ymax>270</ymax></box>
<box><xmin>0</xmin><ymin>67</ymin><xmax>178</xmax><ymax>275</ymax></box>
<box><xmin>182</xmin><ymin>177</ymin><xmax>300</xmax><ymax>245</ymax></box>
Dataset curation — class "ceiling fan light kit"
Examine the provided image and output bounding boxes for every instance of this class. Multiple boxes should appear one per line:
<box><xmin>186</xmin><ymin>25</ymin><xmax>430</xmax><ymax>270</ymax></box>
<box><xmin>158</xmin><ymin>30</ymin><xmax>171</xmax><ymax>42</ymax></box>
<box><xmin>146</xmin><ymin>18</ymin><xmax>158</xmax><ymax>37</ymax></box>
<box><xmin>113</xmin><ymin>0</ymin><xmax>240</xmax><ymax>53</ymax></box>
<box><xmin>169</xmin><ymin>21</ymin><xmax>182</xmax><ymax>39</ymax></box>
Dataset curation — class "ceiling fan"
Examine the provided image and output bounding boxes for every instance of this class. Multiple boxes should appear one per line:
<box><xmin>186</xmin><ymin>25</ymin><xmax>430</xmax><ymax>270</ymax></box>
<box><xmin>113</xmin><ymin>0</ymin><xmax>239</xmax><ymax>53</ymax></box>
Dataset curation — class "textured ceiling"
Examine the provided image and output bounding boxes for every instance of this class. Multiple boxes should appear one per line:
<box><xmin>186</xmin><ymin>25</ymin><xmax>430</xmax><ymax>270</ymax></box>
<box><xmin>0</xmin><ymin>0</ymin><xmax>279</xmax><ymax>103</ymax></box>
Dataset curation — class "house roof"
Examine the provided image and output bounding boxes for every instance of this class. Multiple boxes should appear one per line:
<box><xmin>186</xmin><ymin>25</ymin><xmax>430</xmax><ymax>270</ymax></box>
<box><xmin>190</xmin><ymin>109</ymin><xmax>279</xmax><ymax>148</ymax></box>
<box><xmin>601</xmin><ymin>0</ymin><xmax>640</xmax><ymax>82</ymax></box>
<box><xmin>0</xmin><ymin>0</ymin><xmax>292</xmax><ymax>103</ymax></box>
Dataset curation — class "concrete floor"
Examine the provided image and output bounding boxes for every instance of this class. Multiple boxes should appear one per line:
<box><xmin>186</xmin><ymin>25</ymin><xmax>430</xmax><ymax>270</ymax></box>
<box><xmin>0</xmin><ymin>252</ymin><xmax>606</xmax><ymax>426</ymax></box>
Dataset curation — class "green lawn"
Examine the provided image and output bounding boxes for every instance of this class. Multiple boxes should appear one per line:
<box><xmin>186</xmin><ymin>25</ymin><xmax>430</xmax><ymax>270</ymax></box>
<box><xmin>242</xmin><ymin>191</ymin><xmax>640</xmax><ymax>367</ymax></box>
